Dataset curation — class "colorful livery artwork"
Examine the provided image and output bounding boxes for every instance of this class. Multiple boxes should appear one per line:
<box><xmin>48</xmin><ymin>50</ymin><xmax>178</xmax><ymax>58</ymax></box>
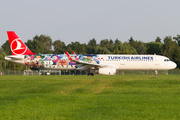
<box><xmin>24</xmin><ymin>54</ymin><xmax>101</xmax><ymax>69</ymax></box>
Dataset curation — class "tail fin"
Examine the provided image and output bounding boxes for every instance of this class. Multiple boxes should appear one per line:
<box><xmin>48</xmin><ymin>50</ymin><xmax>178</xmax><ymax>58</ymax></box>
<box><xmin>7</xmin><ymin>31</ymin><xmax>36</xmax><ymax>55</ymax></box>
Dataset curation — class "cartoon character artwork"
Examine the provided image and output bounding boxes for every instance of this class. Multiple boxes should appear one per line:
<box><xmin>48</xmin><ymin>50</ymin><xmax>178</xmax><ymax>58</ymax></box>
<box><xmin>90</xmin><ymin>56</ymin><xmax>97</xmax><ymax>64</ymax></box>
<box><xmin>69</xmin><ymin>61</ymin><xmax>76</xmax><ymax>66</ymax></box>
<box><xmin>24</xmin><ymin>54</ymin><xmax>101</xmax><ymax>69</ymax></box>
<box><xmin>57</xmin><ymin>58</ymin><xmax>68</xmax><ymax>67</ymax></box>
<box><xmin>24</xmin><ymin>55</ymin><xmax>45</xmax><ymax>68</ymax></box>
<box><xmin>95</xmin><ymin>56</ymin><xmax>100</xmax><ymax>64</ymax></box>
<box><xmin>30</xmin><ymin>55</ymin><xmax>34</xmax><ymax>60</ymax></box>
<box><xmin>38</xmin><ymin>59</ymin><xmax>44</xmax><ymax>68</ymax></box>
<box><xmin>44</xmin><ymin>55</ymin><xmax>51</xmax><ymax>61</ymax></box>
<box><xmin>79</xmin><ymin>55</ymin><xmax>91</xmax><ymax>63</ymax></box>
<box><xmin>51</xmin><ymin>55</ymin><xmax>59</xmax><ymax>65</ymax></box>
<box><xmin>24</xmin><ymin>55</ymin><xmax>31</xmax><ymax>66</ymax></box>
<box><xmin>42</xmin><ymin>54</ymin><xmax>52</xmax><ymax>68</ymax></box>
<box><xmin>77</xmin><ymin>55</ymin><xmax>100</xmax><ymax>64</ymax></box>
<box><xmin>55</xmin><ymin>55</ymin><xmax>68</xmax><ymax>68</ymax></box>
<box><xmin>76</xmin><ymin>55</ymin><xmax>79</xmax><ymax>61</ymax></box>
<box><xmin>33</xmin><ymin>56</ymin><xmax>42</xmax><ymax>67</ymax></box>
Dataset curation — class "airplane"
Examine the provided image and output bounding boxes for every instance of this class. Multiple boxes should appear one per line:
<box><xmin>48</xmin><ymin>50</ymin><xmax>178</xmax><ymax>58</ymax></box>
<box><xmin>4</xmin><ymin>31</ymin><xmax>177</xmax><ymax>76</ymax></box>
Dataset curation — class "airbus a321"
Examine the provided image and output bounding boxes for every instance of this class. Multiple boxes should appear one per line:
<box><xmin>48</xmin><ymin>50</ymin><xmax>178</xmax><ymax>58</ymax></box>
<box><xmin>4</xmin><ymin>31</ymin><xmax>177</xmax><ymax>76</ymax></box>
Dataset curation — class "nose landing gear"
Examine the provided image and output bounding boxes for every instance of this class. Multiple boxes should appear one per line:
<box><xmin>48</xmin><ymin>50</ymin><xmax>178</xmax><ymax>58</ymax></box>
<box><xmin>155</xmin><ymin>70</ymin><xmax>158</xmax><ymax>77</ymax></box>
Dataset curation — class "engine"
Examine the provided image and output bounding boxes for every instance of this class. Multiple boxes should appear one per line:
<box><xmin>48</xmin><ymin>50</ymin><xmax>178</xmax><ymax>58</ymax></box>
<box><xmin>98</xmin><ymin>67</ymin><xmax>116</xmax><ymax>75</ymax></box>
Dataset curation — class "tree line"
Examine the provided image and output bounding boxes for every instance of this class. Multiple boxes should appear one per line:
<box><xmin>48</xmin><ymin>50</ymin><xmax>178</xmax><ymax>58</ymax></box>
<box><xmin>1</xmin><ymin>34</ymin><xmax>180</xmax><ymax>70</ymax></box>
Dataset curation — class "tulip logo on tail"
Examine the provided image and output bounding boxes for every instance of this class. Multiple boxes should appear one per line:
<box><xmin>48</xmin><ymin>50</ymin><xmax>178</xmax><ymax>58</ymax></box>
<box><xmin>7</xmin><ymin>31</ymin><xmax>36</xmax><ymax>55</ymax></box>
<box><xmin>11</xmin><ymin>38</ymin><xmax>27</xmax><ymax>55</ymax></box>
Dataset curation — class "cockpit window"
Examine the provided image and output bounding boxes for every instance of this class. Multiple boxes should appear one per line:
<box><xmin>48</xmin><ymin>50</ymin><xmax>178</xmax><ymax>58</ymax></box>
<box><xmin>164</xmin><ymin>59</ymin><xmax>171</xmax><ymax>62</ymax></box>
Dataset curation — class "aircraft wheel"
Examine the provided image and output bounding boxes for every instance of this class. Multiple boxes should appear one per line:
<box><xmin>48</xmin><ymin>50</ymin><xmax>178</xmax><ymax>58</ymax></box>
<box><xmin>88</xmin><ymin>73</ymin><xmax>94</xmax><ymax>76</ymax></box>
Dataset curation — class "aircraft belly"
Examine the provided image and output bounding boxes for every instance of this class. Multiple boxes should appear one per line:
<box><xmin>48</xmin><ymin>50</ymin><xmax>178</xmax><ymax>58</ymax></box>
<box><xmin>43</xmin><ymin>67</ymin><xmax>75</xmax><ymax>70</ymax></box>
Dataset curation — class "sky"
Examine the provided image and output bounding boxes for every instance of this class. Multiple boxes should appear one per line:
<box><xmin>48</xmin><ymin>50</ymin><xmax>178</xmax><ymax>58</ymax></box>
<box><xmin>1</xmin><ymin>0</ymin><xmax>180</xmax><ymax>47</ymax></box>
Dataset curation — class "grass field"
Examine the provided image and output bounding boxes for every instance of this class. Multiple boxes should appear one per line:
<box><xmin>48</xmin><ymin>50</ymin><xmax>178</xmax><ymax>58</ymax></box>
<box><xmin>0</xmin><ymin>75</ymin><xmax>180</xmax><ymax>120</ymax></box>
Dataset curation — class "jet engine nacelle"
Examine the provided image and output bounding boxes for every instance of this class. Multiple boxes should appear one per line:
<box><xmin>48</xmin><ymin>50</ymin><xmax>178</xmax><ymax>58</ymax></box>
<box><xmin>99</xmin><ymin>67</ymin><xmax>116</xmax><ymax>75</ymax></box>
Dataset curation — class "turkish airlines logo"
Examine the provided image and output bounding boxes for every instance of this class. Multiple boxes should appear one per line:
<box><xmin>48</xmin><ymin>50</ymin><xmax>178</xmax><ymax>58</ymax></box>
<box><xmin>10</xmin><ymin>38</ymin><xmax>27</xmax><ymax>55</ymax></box>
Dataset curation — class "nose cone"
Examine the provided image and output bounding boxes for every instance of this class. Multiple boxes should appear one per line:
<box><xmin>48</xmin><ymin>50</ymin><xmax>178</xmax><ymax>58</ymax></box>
<box><xmin>171</xmin><ymin>62</ymin><xmax>177</xmax><ymax>69</ymax></box>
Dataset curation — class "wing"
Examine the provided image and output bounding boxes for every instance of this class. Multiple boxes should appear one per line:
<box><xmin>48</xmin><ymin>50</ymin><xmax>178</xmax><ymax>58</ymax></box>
<box><xmin>65</xmin><ymin>51</ymin><xmax>109</xmax><ymax>70</ymax></box>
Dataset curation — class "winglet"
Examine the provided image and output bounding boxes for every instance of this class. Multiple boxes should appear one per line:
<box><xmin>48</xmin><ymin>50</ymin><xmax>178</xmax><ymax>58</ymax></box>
<box><xmin>72</xmin><ymin>52</ymin><xmax>76</xmax><ymax>55</ymax></box>
<box><xmin>65</xmin><ymin>51</ymin><xmax>72</xmax><ymax>60</ymax></box>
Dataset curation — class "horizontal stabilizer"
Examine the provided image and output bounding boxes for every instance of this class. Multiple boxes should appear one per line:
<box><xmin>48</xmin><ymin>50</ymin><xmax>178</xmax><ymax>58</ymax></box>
<box><xmin>5</xmin><ymin>55</ymin><xmax>24</xmax><ymax>60</ymax></box>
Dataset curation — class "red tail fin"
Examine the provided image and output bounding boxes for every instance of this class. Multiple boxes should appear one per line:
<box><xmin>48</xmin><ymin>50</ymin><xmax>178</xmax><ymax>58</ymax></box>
<box><xmin>7</xmin><ymin>31</ymin><xmax>36</xmax><ymax>55</ymax></box>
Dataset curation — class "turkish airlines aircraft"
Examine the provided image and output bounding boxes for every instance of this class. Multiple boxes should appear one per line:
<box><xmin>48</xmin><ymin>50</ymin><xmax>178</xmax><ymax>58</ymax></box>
<box><xmin>4</xmin><ymin>31</ymin><xmax>177</xmax><ymax>75</ymax></box>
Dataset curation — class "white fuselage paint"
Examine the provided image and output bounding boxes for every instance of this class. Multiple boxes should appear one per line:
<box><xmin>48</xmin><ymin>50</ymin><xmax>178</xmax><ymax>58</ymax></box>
<box><xmin>97</xmin><ymin>55</ymin><xmax>176</xmax><ymax>70</ymax></box>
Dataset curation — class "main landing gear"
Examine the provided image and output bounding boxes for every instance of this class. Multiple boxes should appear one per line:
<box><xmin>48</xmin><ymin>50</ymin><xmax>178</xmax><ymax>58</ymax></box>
<box><xmin>88</xmin><ymin>73</ymin><xmax>94</xmax><ymax>76</ymax></box>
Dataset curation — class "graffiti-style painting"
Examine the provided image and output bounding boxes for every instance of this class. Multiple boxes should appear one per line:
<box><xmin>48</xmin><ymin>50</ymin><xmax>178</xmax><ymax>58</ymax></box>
<box><xmin>24</xmin><ymin>54</ymin><xmax>100</xmax><ymax>69</ymax></box>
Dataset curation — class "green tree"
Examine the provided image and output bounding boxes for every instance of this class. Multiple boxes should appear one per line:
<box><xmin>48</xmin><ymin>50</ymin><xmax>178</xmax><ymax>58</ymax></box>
<box><xmin>88</xmin><ymin>38</ymin><xmax>97</xmax><ymax>47</ymax></box>
<box><xmin>146</xmin><ymin>42</ymin><xmax>162</xmax><ymax>55</ymax></box>
<box><xmin>128</xmin><ymin>37</ymin><xmax>134</xmax><ymax>44</ymax></box>
<box><xmin>87</xmin><ymin>38</ymin><xmax>97</xmax><ymax>54</ymax></box>
<box><xmin>173</xmin><ymin>34</ymin><xmax>180</xmax><ymax>46</ymax></box>
<box><xmin>113</xmin><ymin>42</ymin><xmax>137</xmax><ymax>54</ymax></box>
<box><xmin>0</xmin><ymin>47</ymin><xmax>4</xmax><ymax>55</ymax></box>
<box><xmin>33</xmin><ymin>35</ymin><xmax>52</xmax><ymax>53</ymax></box>
<box><xmin>1</xmin><ymin>40</ymin><xmax>11</xmax><ymax>55</ymax></box>
<box><xmin>161</xmin><ymin>36</ymin><xmax>179</xmax><ymax>60</ymax></box>
<box><xmin>25</xmin><ymin>39</ymin><xmax>43</xmax><ymax>54</ymax></box>
<box><xmin>100</xmin><ymin>39</ymin><xmax>115</xmax><ymax>52</ymax></box>
<box><xmin>155</xmin><ymin>36</ymin><xmax>161</xmax><ymax>43</ymax></box>
<box><xmin>53</xmin><ymin>40</ymin><xmax>66</xmax><ymax>54</ymax></box>
<box><xmin>128</xmin><ymin>37</ymin><xmax>143</xmax><ymax>52</ymax></box>
<box><xmin>94</xmin><ymin>46</ymin><xmax>111</xmax><ymax>54</ymax></box>
<box><xmin>67</xmin><ymin>41</ymin><xmax>87</xmax><ymax>54</ymax></box>
<box><xmin>80</xmin><ymin>44</ymin><xmax>87</xmax><ymax>54</ymax></box>
<box><xmin>114</xmin><ymin>39</ymin><xmax>121</xmax><ymax>45</ymax></box>
<box><xmin>138</xmin><ymin>44</ymin><xmax>146</xmax><ymax>54</ymax></box>
<box><xmin>0</xmin><ymin>48</ymin><xmax>6</xmax><ymax>70</ymax></box>
<box><xmin>100</xmin><ymin>39</ymin><xmax>110</xmax><ymax>48</ymax></box>
<box><xmin>110</xmin><ymin>39</ymin><xmax>114</xmax><ymax>45</ymax></box>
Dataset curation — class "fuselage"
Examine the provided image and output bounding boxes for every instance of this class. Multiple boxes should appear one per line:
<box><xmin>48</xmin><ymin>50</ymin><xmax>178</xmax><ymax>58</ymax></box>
<box><xmin>5</xmin><ymin>54</ymin><xmax>177</xmax><ymax>71</ymax></box>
